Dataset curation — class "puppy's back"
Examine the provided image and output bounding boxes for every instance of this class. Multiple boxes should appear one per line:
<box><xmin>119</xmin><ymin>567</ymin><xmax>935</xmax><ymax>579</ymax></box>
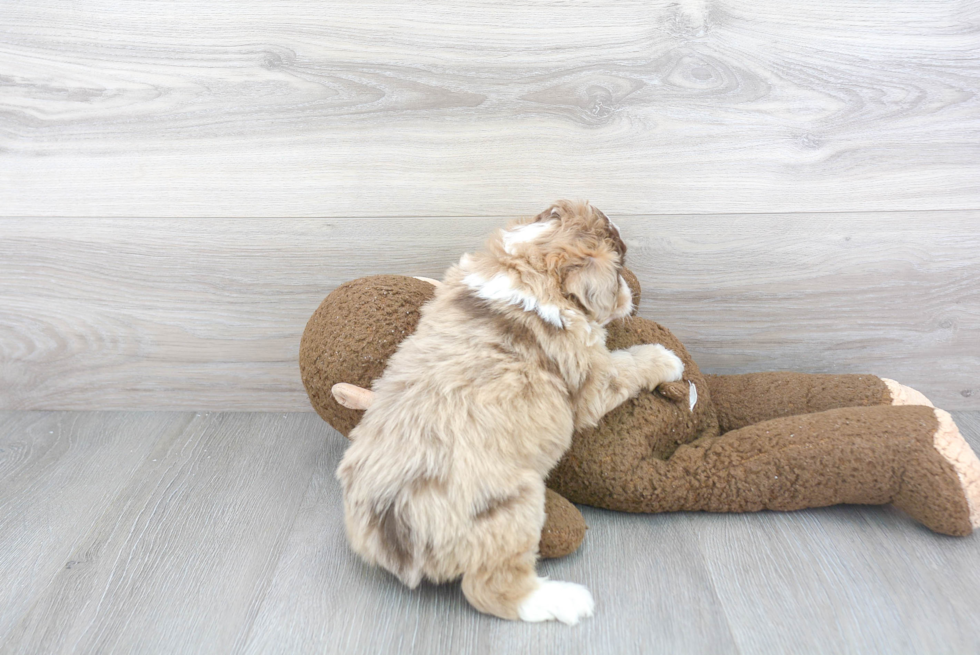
<box><xmin>336</xmin><ymin>274</ymin><xmax>574</xmax><ymax>590</ymax></box>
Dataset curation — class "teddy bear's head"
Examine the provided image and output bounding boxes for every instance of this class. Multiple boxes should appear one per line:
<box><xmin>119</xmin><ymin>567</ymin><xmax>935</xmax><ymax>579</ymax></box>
<box><xmin>300</xmin><ymin>275</ymin><xmax>436</xmax><ymax>436</ymax></box>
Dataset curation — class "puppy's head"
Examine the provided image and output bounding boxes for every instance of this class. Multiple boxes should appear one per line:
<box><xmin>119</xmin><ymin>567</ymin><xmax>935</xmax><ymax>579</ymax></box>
<box><xmin>501</xmin><ymin>200</ymin><xmax>632</xmax><ymax>326</ymax></box>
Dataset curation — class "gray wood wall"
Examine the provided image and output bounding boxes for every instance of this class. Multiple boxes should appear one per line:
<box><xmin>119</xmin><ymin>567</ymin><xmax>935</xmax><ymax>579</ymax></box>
<box><xmin>1</xmin><ymin>0</ymin><xmax>978</xmax><ymax>410</ymax></box>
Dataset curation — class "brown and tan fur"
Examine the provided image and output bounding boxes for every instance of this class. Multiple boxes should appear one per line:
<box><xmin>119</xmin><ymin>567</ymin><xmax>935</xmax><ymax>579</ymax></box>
<box><xmin>336</xmin><ymin>201</ymin><xmax>684</xmax><ymax>623</ymax></box>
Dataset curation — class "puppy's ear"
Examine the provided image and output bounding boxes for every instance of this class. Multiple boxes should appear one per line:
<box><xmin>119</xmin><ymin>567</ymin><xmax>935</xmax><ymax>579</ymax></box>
<box><xmin>562</xmin><ymin>254</ymin><xmax>620</xmax><ymax>320</ymax></box>
<box><xmin>590</xmin><ymin>207</ymin><xmax>627</xmax><ymax>261</ymax></box>
<box><xmin>532</xmin><ymin>204</ymin><xmax>561</xmax><ymax>223</ymax></box>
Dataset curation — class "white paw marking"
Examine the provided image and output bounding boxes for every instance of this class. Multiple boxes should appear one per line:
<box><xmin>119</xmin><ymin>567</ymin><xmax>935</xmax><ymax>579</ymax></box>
<box><xmin>689</xmin><ymin>381</ymin><xmax>698</xmax><ymax>411</ymax></box>
<box><xmin>518</xmin><ymin>579</ymin><xmax>594</xmax><ymax>625</ymax></box>
<box><xmin>660</xmin><ymin>346</ymin><xmax>685</xmax><ymax>382</ymax></box>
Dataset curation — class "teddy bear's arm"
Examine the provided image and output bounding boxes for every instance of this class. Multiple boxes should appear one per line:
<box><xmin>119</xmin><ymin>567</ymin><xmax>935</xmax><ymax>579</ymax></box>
<box><xmin>704</xmin><ymin>372</ymin><xmax>899</xmax><ymax>434</ymax></box>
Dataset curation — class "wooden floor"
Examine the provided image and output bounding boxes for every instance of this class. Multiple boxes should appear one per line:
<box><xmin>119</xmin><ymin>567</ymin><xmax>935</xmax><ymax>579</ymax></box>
<box><xmin>2</xmin><ymin>410</ymin><xmax>979</xmax><ymax>654</ymax></box>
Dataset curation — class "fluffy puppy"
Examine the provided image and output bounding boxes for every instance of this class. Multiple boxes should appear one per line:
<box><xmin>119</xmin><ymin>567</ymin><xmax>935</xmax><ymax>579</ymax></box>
<box><xmin>336</xmin><ymin>200</ymin><xmax>685</xmax><ymax>624</ymax></box>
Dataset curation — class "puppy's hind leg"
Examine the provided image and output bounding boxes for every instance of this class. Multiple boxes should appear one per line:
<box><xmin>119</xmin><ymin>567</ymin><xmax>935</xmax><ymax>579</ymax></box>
<box><xmin>462</xmin><ymin>551</ymin><xmax>594</xmax><ymax>625</ymax></box>
<box><xmin>460</xmin><ymin>485</ymin><xmax>594</xmax><ymax>625</ymax></box>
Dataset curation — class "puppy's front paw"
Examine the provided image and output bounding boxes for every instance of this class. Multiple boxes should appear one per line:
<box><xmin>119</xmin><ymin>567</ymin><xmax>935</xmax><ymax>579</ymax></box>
<box><xmin>629</xmin><ymin>344</ymin><xmax>685</xmax><ymax>389</ymax></box>
<box><xmin>661</xmin><ymin>347</ymin><xmax>685</xmax><ymax>383</ymax></box>
<box><xmin>518</xmin><ymin>579</ymin><xmax>594</xmax><ymax>625</ymax></box>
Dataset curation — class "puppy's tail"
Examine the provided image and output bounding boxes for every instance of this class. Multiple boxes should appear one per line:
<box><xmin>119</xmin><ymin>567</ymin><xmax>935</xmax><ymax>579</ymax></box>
<box><xmin>337</xmin><ymin>439</ymin><xmax>439</xmax><ymax>588</ymax></box>
<box><xmin>341</xmin><ymin>486</ymin><xmax>425</xmax><ymax>588</ymax></box>
<box><xmin>371</xmin><ymin>497</ymin><xmax>424</xmax><ymax>588</ymax></box>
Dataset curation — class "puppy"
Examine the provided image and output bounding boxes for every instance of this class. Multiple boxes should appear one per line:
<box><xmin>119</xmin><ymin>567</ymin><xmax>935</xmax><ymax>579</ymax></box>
<box><xmin>336</xmin><ymin>201</ymin><xmax>685</xmax><ymax>624</ymax></box>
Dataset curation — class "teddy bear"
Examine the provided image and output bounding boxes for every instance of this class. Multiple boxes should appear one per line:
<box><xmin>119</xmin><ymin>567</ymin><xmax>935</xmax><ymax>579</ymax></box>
<box><xmin>300</xmin><ymin>271</ymin><xmax>980</xmax><ymax>558</ymax></box>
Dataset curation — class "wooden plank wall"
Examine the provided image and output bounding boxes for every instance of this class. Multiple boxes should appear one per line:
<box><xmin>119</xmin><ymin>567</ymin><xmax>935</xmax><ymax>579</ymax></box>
<box><xmin>1</xmin><ymin>0</ymin><xmax>978</xmax><ymax>410</ymax></box>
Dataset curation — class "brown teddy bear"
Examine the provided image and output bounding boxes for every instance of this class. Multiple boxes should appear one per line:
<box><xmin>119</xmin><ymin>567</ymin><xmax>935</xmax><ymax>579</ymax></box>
<box><xmin>301</xmin><ymin>272</ymin><xmax>980</xmax><ymax>558</ymax></box>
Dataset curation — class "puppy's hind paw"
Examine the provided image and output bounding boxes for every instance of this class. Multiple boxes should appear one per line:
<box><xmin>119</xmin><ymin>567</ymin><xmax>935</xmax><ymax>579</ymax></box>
<box><xmin>517</xmin><ymin>579</ymin><xmax>594</xmax><ymax>625</ymax></box>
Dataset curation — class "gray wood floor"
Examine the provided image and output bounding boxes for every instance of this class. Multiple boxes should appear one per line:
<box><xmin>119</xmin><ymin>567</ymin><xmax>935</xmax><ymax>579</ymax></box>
<box><xmin>2</xmin><ymin>411</ymin><xmax>979</xmax><ymax>655</ymax></box>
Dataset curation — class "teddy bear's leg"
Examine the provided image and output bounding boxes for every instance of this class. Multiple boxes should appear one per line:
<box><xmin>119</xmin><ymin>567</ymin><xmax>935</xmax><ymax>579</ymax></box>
<box><xmin>556</xmin><ymin>404</ymin><xmax>979</xmax><ymax>536</ymax></box>
<box><xmin>704</xmin><ymin>372</ymin><xmax>910</xmax><ymax>433</ymax></box>
<box><xmin>664</xmin><ymin>404</ymin><xmax>980</xmax><ymax>535</ymax></box>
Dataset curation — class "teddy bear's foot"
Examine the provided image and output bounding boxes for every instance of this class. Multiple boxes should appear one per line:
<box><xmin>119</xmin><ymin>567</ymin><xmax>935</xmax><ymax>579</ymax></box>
<box><xmin>892</xmin><ymin>407</ymin><xmax>980</xmax><ymax>535</ymax></box>
<box><xmin>931</xmin><ymin>409</ymin><xmax>980</xmax><ymax>531</ymax></box>
<box><xmin>882</xmin><ymin>378</ymin><xmax>935</xmax><ymax>408</ymax></box>
<box><xmin>880</xmin><ymin>380</ymin><xmax>979</xmax><ymax>532</ymax></box>
<box><xmin>539</xmin><ymin>489</ymin><xmax>587</xmax><ymax>559</ymax></box>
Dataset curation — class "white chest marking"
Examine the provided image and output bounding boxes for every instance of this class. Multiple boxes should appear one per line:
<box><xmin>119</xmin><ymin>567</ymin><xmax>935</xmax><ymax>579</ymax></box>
<box><xmin>501</xmin><ymin>220</ymin><xmax>557</xmax><ymax>255</ymax></box>
<box><xmin>463</xmin><ymin>272</ymin><xmax>564</xmax><ymax>329</ymax></box>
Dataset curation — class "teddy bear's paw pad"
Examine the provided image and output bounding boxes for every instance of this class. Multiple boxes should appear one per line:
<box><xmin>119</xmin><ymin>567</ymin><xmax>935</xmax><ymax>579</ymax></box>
<box><xmin>656</xmin><ymin>381</ymin><xmax>689</xmax><ymax>403</ymax></box>
<box><xmin>518</xmin><ymin>579</ymin><xmax>594</xmax><ymax>625</ymax></box>
<box><xmin>933</xmin><ymin>409</ymin><xmax>980</xmax><ymax>529</ymax></box>
<box><xmin>883</xmin><ymin>378</ymin><xmax>935</xmax><ymax>408</ymax></box>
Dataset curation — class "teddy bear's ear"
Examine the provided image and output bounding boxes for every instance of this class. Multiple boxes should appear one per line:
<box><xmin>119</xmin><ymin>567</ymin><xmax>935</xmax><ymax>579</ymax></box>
<box><xmin>412</xmin><ymin>276</ymin><xmax>443</xmax><ymax>288</ymax></box>
<box><xmin>620</xmin><ymin>268</ymin><xmax>641</xmax><ymax>314</ymax></box>
<box><xmin>332</xmin><ymin>383</ymin><xmax>374</xmax><ymax>411</ymax></box>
